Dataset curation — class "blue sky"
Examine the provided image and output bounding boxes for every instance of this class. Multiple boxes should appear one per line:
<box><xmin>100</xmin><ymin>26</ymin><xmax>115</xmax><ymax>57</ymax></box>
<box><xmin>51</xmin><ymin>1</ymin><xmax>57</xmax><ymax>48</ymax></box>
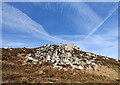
<box><xmin>2</xmin><ymin>2</ymin><xmax>118</xmax><ymax>59</ymax></box>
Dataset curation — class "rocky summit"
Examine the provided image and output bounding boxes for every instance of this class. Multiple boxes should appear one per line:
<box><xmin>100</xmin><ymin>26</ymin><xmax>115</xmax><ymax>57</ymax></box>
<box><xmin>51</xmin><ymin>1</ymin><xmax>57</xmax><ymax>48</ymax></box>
<box><xmin>1</xmin><ymin>43</ymin><xmax>120</xmax><ymax>83</ymax></box>
<box><xmin>25</xmin><ymin>43</ymin><xmax>99</xmax><ymax>70</ymax></box>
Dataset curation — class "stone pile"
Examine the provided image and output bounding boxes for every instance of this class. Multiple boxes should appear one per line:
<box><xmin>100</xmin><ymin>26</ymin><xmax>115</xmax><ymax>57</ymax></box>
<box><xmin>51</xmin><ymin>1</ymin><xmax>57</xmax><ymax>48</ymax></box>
<box><xmin>25</xmin><ymin>43</ymin><xmax>98</xmax><ymax>70</ymax></box>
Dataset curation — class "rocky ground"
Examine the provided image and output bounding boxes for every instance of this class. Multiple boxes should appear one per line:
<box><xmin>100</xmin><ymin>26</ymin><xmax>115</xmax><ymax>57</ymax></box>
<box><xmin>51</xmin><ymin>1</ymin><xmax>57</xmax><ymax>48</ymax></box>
<box><xmin>1</xmin><ymin>43</ymin><xmax>120</xmax><ymax>83</ymax></box>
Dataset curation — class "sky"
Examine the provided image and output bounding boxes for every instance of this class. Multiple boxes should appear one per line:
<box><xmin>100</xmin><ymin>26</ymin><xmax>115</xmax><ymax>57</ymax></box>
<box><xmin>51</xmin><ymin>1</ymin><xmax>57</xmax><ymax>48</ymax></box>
<box><xmin>2</xmin><ymin>2</ymin><xmax>118</xmax><ymax>59</ymax></box>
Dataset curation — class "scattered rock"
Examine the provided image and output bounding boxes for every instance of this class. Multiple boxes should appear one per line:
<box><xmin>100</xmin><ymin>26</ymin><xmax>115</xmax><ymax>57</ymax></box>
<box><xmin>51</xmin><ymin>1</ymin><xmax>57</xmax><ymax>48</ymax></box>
<box><xmin>25</xmin><ymin>43</ymin><xmax>99</xmax><ymax>71</ymax></box>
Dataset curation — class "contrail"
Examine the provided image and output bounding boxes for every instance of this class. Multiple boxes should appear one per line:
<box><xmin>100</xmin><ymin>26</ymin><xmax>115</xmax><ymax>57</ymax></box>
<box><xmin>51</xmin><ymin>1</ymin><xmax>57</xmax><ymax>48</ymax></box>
<box><xmin>69</xmin><ymin>2</ymin><xmax>103</xmax><ymax>34</ymax></box>
<box><xmin>83</xmin><ymin>6</ymin><xmax>118</xmax><ymax>42</ymax></box>
<box><xmin>93</xmin><ymin>45</ymin><xmax>117</xmax><ymax>53</ymax></box>
<box><xmin>2</xmin><ymin>3</ymin><xmax>69</xmax><ymax>44</ymax></box>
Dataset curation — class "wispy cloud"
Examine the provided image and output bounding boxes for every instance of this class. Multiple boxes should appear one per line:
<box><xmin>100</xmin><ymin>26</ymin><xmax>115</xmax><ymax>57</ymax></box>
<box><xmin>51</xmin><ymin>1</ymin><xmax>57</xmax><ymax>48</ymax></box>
<box><xmin>83</xmin><ymin>4</ymin><xmax>118</xmax><ymax>41</ymax></box>
<box><xmin>68</xmin><ymin>2</ymin><xmax>103</xmax><ymax>34</ymax></box>
<box><xmin>2</xmin><ymin>3</ymin><xmax>68</xmax><ymax>44</ymax></box>
<box><xmin>54</xmin><ymin>34</ymin><xmax>117</xmax><ymax>48</ymax></box>
<box><xmin>2</xmin><ymin>40</ymin><xmax>27</xmax><ymax>47</ymax></box>
<box><xmin>93</xmin><ymin>45</ymin><xmax>118</xmax><ymax>59</ymax></box>
<box><xmin>32</xmin><ymin>2</ymin><xmax>103</xmax><ymax>34</ymax></box>
<box><xmin>2</xmin><ymin>3</ymin><xmax>118</xmax><ymax>59</ymax></box>
<box><xmin>53</xmin><ymin>27</ymin><xmax>118</xmax><ymax>58</ymax></box>
<box><xmin>2</xmin><ymin>3</ymin><xmax>48</xmax><ymax>35</ymax></box>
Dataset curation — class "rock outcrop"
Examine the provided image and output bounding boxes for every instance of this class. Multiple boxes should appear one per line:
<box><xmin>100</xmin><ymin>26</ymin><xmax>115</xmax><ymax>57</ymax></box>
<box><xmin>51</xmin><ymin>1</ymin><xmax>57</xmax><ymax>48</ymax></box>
<box><xmin>25</xmin><ymin>43</ymin><xmax>100</xmax><ymax>70</ymax></box>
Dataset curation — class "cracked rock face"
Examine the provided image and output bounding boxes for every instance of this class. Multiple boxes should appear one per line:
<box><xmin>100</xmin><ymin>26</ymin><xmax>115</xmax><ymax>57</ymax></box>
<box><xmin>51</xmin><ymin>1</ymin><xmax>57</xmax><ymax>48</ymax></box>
<box><xmin>25</xmin><ymin>43</ymin><xmax>99</xmax><ymax>70</ymax></box>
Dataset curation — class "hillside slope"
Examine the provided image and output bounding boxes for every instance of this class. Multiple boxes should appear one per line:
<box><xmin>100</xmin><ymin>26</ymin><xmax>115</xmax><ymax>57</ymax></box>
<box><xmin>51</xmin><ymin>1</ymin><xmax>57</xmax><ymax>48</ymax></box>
<box><xmin>1</xmin><ymin>43</ymin><xmax>120</xmax><ymax>83</ymax></box>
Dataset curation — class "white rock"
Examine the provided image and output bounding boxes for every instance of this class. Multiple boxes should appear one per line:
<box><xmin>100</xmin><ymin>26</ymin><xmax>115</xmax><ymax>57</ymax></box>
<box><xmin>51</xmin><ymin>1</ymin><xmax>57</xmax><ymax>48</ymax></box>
<box><xmin>47</xmin><ymin>55</ymin><xmax>51</xmax><ymax>61</ymax></box>
<box><xmin>91</xmin><ymin>63</ymin><xmax>98</xmax><ymax>70</ymax></box>
<box><xmin>93</xmin><ymin>58</ymin><xmax>96</xmax><ymax>60</ymax></box>
<box><xmin>86</xmin><ymin>60</ymin><xmax>91</xmax><ymax>64</ymax></box>
<box><xmin>86</xmin><ymin>53</ymin><xmax>91</xmax><ymax>56</ymax></box>
<box><xmin>63</xmin><ymin>68</ymin><xmax>67</xmax><ymax>71</ymax></box>
<box><xmin>77</xmin><ymin>66</ymin><xmax>83</xmax><ymax>70</ymax></box>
